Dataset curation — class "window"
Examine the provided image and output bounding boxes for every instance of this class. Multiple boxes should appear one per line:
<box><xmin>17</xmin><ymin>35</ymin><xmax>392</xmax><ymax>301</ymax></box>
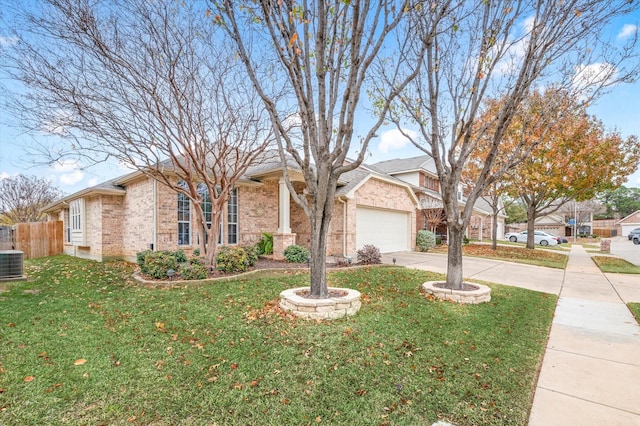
<box><xmin>177</xmin><ymin>181</ymin><xmax>191</xmax><ymax>245</ymax></box>
<box><xmin>70</xmin><ymin>200</ymin><xmax>82</xmax><ymax>231</ymax></box>
<box><xmin>228</xmin><ymin>188</ymin><xmax>238</xmax><ymax>244</ymax></box>
<box><xmin>64</xmin><ymin>209</ymin><xmax>71</xmax><ymax>242</ymax></box>
<box><xmin>422</xmin><ymin>174</ymin><xmax>438</xmax><ymax>191</ymax></box>
<box><xmin>198</xmin><ymin>183</ymin><xmax>223</xmax><ymax>245</ymax></box>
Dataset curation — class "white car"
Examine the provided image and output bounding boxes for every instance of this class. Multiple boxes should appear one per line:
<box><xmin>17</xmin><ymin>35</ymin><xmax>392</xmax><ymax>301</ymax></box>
<box><xmin>504</xmin><ymin>230</ymin><xmax>558</xmax><ymax>246</ymax></box>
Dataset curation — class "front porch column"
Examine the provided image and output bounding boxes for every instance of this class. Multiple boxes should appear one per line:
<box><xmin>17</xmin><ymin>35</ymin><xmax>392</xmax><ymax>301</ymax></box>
<box><xmin>278</xmin><ymin>178</ymin><xmax>291</xmax><ymax>233</ymax></box>
<box><xmin>273</xmin><ymin>178</ymin><xmax>296</xmax><ymax>259</ymax></box>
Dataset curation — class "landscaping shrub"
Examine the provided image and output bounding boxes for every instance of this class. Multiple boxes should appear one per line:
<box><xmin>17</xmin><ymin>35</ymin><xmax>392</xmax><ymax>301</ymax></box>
<box><xmin>463</xmin><ymin>235</ymin><xmax>470</xmax><ymax>245</ymax></box>
<box><xmin>357</xmin><ymin>244</ymin><xmax>381</xmax><ymax>265</ymax></box>
<box><xmin>256</xmin><ymin>232</ymin><xmax>273</xmax><ymax>255</ymax></box>
<box><xmin>243</xmin><ymin>245</ymin><xmax>259</xmax><ymax>266</ymax></box>
<box><xmin>193</xmin><ymin>248</ymin><xmax>201</xmax><ymax>257</ymax></box>
<box><xmin>143</xmin><ymin>251</ymin><xmax>178</xmax><ymax>279</ymax></box>
<box><xmin>216</xmin><ymin>246</ymin><xmax>248</xmax><ymax>273</ymax></box>
<box><xmin>436</xmin><ymin>236</ymin><xmax>443</xmax><ymax>245</ymax></box>
<box><xmin>284</xmin><ymin>245</ymin><xmax>310</xmax><ymax>263</ymax></box>
<box><xmin>136</xmin><ymin>249</ymin><xmax>152</xmax><ymax>274</ymax></box>
<box><xmin>180</xmin><ymin>262</ymin><xmax>208</xmax><ymax>280</ymax></box>
<box><xmin>170</xmin><ymin>249</ymin><xmax>188</xmax><ymax>263</ymax></box>
<box><xmin>416</xmin><ymin>230</ymin><xmax>436</xmax><ymax>252</ymax></box>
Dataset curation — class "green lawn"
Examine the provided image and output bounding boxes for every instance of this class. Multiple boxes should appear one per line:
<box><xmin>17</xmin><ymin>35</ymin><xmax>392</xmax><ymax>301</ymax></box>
<box><xmin>591</xmin><ymin>256</ymin><xmax>640</xmax><ymax>274</ymax></box>
<box><xmin>628</xmin><ymin>303</ymin><xmax>640</xmax><ymax>323</ymax></box>
<box><xmin>0</xmin><ymin>256</ymin><xmax>556</xmax><ymax>425</ymax></box>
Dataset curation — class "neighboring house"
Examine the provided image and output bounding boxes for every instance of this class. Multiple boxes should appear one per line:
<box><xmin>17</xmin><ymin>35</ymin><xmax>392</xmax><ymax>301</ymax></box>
<box><xmin>516</xmin><ymin>201</ymin><xmax>597</xmax><ymax>237</ymax></box>
<box><xmin>370</xmin><ymin>156</ymin><xmax>506</xmax><ymax>241</ymax></box>
<box><xmin>42</xmin><ymin>157</ymin><xmax>419</xmax><ymax>262</ymax></box>
<box><xmin>616</xmin><ymin>210</ymin><xmax>640</xmax><ymax>237</ymax></box>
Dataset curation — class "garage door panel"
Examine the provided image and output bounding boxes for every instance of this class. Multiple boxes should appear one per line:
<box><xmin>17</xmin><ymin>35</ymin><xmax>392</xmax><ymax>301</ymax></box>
<box><xmin>356</xmin><ymin>207</ymin><xmax>409</xmax><ymax>253</ymax></box>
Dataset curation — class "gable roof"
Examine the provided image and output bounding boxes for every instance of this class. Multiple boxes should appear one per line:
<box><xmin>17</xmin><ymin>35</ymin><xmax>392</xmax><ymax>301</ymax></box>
<box><xmin>371</xmin><ymin>155</ymin><xmax>437</xmax><ymax>176</ymax></box>
<box><xmin>615</xmin><ymin>209</ymin><xmax>640</xmax><ymax>225</ymax></box>
<box><xmin>42</xmin><ymin>177</ymin><xmax>127</xmax><ymax>213</ymax></box>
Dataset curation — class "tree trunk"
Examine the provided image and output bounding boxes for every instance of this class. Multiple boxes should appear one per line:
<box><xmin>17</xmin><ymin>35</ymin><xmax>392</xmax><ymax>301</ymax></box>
<box><xmin>308</xmin><ymin>196</ymin><xmax>334</xmax><ymax>298</ymax></box>
<box><xmin>446</xmin><ymin>224</ymin><xmax>465</xmax><ymax>290</ymax></box>
<box><xmin>491</xmin><ymin>204</ymin><xmax>499</xmax><ymax>250</ymax></box>
<box><xmin>526</xmin><ymin>204</ymin><xmax>537</xmax><ymax>249</ymax></box>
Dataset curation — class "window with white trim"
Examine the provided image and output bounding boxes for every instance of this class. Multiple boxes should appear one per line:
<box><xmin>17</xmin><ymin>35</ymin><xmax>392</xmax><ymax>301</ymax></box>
<box><xmin>177</xmin><ymin>181</ymin><xmax>191</xmax><ymax>245</ymax></box>
<box><xmin>227</xmin><ymin>188</ymin><xmax>238</xmax><ymax>244</ymax></box>
<box><xmin>70</xmin><ymin>200</ymin><xmax>82</xmax><ymax>231</ymax></box>
<box><xmin>64</xmin><ymin>209</ymin><xmax>71</xmax><ymax>242</ymax></box>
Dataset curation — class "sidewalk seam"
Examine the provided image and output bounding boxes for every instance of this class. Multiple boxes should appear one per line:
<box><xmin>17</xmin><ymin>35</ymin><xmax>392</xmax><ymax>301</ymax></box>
<box><xmin>534</xmin><ymin>386</ymin><xmax>640</xmax><ymax>416</ymax></box>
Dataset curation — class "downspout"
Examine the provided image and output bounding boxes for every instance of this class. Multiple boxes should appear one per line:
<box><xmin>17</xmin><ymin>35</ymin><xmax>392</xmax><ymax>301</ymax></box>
<box><xmin>338</xmin><ymin>196</ymin><xmax>347</xmax><ymax>257</ymax></box>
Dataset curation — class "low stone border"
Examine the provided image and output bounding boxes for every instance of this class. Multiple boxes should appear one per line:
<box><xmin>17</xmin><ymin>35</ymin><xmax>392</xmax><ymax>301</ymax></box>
<box><xmin>279</xmin><ymin>287</ymin><xmax>362</xmax><ymax>320</ymax></box>
<box><xmin>422</xmin><ymin>281</ymin><xmax>491</xmax><ymax>304</ymax></box>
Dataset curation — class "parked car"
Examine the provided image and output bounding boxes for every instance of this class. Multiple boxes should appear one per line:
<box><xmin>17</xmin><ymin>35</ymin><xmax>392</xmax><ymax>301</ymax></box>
<box><xmin>551</xmin><ymin>234</ymin><xmax>568</xmax><ymax>244</ymax></box>
<box><xmin>627</xmin><ymin>228</ymin><xmax>640</xmax><ymax>241</ymax></box>
<box><xmin>504</xmin><ymin>230</ymin><xmax>559</xmax><ymax>246</ymax></box>
<box><xmin>632</xmin><ymin>234</ymin><xmax>640</xmax><ymax>245</ymax></box>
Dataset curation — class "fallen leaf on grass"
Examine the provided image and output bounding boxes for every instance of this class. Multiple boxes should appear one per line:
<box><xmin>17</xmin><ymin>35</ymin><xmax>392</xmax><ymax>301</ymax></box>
<box><xmin>74</xmin><ymin>359</ymin><xmax>87</xmax><ymax>366</ymax></box>
<box><xmin>24</xmin><ymin>376</ymin><xmax>35</xmax><ymax>382</ymax></box>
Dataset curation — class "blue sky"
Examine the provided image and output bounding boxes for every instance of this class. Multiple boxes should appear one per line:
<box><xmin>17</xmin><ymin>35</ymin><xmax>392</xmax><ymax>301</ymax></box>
<box><xmin>1</xmin><ymin>7</ymin><xmax>639</xmax><ymax>196</ymax></box>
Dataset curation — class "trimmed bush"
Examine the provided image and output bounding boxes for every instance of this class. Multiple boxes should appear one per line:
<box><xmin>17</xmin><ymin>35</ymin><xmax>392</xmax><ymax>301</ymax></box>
<box><xmin>171</xmin><ymin>250</ymin><xmax>188</xmax><ymax>264</ymax></box>
<box><xmin>136</xmin><ymin>250</ymin><xmax>152</xmax><ymax>274</ymax></box>
<box><xmin>180</xmin><ymin>262</ymin><xmax>208</xmax><ymax>280</ymax></box>
<box><xmin>463</xmin><ymin>235</ymin><xmax>470</xmax><ymax>245</ymax></box>
<box><xmin>143</xmin><ymin>251</ymin><xmax>178</xmax><ymax>279</ymax></box>
<box><xmin>435</xmin><ymin>236</ymin><xmax>443</xmax><ymax>245</ymax></box>
<box><xmin>284</xmin><ymin>245</ymin><xmax>310</xmax><ymax>263</ymax></box>
<box><xmin>216</xmin><ymin>246</ymin><xmax>248</xmax><ymax>273</ymax></box>
<box><xmin>357</xmin><ymin>244</ymin><xmax>381</xmax><ymax>265</ymax></box>
<box><xmin>416</xmin><ymin>230</ymin><xmax>436</xmax><ymax>252</ymax></box>
<box><xmin>256</xmin><ymin>232</ymin><xmax>273</xmax><ymax>255</ymax></box>
<box><xmin>243</xmin><ymin>245</ymin><xmax>259</xmax><ymax>267</ymax></box>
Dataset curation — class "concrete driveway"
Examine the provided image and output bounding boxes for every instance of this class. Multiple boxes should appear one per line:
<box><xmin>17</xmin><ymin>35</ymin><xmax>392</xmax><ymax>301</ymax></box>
<box><xmin>382</xmin><ymin>249</ymin><xmax>640</xmax><ymax>303</ymax></box>
<box><xmin>381</xmin><ymin>251</ymin><xmax>565</xmax><ymax>296</ymax></box>
<box><xmin>609</xmin><ymin>235</ymin><xmax>640</xmax><ymax>266</ymax></box>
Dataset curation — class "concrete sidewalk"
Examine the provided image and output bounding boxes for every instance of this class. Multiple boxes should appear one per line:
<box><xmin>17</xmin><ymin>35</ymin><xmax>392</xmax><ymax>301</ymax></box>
<box><xmin>528</xmin><ymin>244</ymin><xmax>640</xmax><ymax>425</ymax></box>
<box><xmin>382</xmin><ymin>247</ymin><xmax>640</xmax><ymax>424</ymax></box>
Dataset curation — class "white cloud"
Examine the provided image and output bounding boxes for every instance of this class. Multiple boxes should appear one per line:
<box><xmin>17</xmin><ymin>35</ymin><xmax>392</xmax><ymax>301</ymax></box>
<box><xmin>617</xmin><ymin>24</ymin><xmax>638</xmax><ymax>40</ymax></box>
<box><xmin>572</xmin><ymin>63</ymin><xmax>618</xmax><ymax>93</ymax></box>
<box><xmin>378</xmin><ymin>128</ymin><xmax>417</xmax><ymax>154</ymax></box>
<box><xmin>0</xmin><ymin>172</ymin><xmax>11</xmax><ymax>181</ymax></box>
<box><xmin>87</xmin><ymin>178</ymin><xmax>98</xmax><ymax>187</ymax></box>
<box><xmin>59</xmin><ymin>170</ymin><xmax>84</xmax><ymax>186</ymax></box>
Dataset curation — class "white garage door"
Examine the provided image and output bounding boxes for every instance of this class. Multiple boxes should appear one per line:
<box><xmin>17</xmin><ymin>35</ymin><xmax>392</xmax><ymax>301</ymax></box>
<box><xmin>356</xmin><ymin>207</ymin><xmax>410</xmax><ymax>253</ymax></box>
<box><xmin>621</xmin><ymin>224</ymin><xmax>639</xmax><ymax>237</ymax></box>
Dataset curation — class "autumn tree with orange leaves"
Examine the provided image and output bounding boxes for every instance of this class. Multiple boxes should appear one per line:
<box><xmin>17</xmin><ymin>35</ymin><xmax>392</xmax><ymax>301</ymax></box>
<box><xmin>502</xmin><ymin>90</ymin><xmax>640</xmax><ymax>249</ymax></box>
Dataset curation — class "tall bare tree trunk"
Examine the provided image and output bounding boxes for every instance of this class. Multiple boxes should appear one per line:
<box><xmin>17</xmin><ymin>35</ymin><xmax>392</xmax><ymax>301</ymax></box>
<box><xmin>446</xmin><ymin>224</ymin><xmax>465</xmax><ymax>289</ymax></box>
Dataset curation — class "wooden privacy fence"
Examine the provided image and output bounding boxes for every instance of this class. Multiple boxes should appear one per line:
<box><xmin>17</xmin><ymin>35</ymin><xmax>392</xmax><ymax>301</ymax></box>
<box><xmin>592</xmin><ymin>228</ymin><xmax>617</xmax><ymax>238</ymax></box>
<box><xmin>15</xmin><ymin>221</ymin><xmax>64</xmax><ymax>259</ymax></box>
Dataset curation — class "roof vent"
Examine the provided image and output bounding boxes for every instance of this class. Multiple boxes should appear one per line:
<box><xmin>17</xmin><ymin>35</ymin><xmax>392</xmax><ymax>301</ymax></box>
<box><xmin>0</xmin><ymin>250</ymin><xmax>25</xmax><ymax>280</ymax></box>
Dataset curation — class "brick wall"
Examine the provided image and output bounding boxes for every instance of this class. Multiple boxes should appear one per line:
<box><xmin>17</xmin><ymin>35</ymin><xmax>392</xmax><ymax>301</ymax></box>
<box><xmin>238</xmin><ymin>179</ymin><xmax>280</xmax><ymax>246</ymax></box>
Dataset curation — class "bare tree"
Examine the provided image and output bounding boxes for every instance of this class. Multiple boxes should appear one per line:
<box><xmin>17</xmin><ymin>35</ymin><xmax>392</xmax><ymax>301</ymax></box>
<box><xmin>0</xmin><ymin>174</ymin><xmax>62</xmax><ymax>224</ymax></box>
<box><xmin>2</xmin><ymin>0</ymin><xmax>276</xmax><ymax>267</ymax></box>
<box><xmin>216</xmin><ymin>0</ymin><xmax>448</xmax><ymax>297</ymax></box>
<box><xmin>389</xmin><ymin>1</ymin><xmax>638</xmax><ymax>288</ymax></box>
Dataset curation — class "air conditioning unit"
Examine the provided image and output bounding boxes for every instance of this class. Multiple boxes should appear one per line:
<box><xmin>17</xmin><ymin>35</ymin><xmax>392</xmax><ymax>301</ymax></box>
<box><xmin>0</xmin><ymin>250</ymin><xmax>24</xmax><ymax>280</ymax></box>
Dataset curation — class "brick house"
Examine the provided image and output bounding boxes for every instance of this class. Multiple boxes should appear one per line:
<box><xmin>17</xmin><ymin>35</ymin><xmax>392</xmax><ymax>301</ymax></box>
<box><xmin>370</xmin><ymin>156</ymin><xmax>506</xmax><ymax>241</ymax></box>
<box><xmin>617</xmin><ymin>210</ymin><xmax>640</xmax><ymax>237</ymax></box>
<box><xmin>42</xmin><ymin>158</ymin><xmax>419</xmax><ymax>262</ymax></box>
